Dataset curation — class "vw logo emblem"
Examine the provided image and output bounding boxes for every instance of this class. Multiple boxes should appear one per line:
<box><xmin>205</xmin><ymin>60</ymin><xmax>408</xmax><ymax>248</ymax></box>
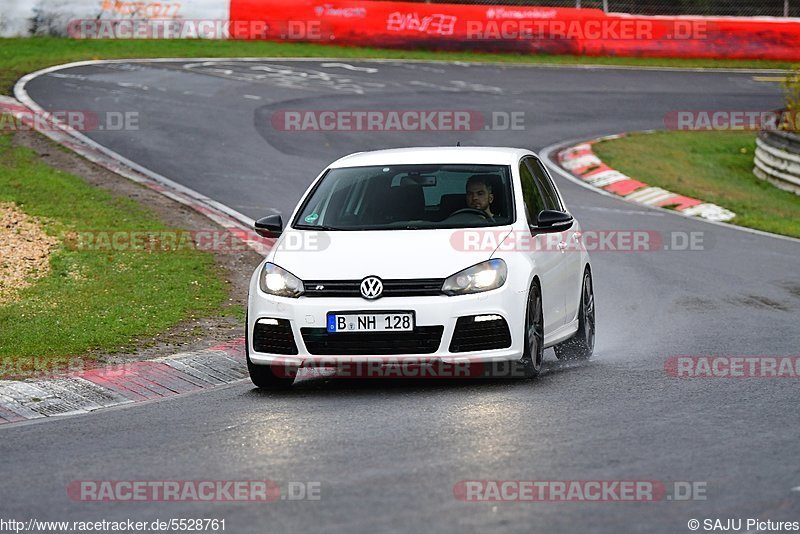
<box><xmin>360</xmin><ymin>276</ymin><xmax>383</xmax><ymax>299</ymax></box>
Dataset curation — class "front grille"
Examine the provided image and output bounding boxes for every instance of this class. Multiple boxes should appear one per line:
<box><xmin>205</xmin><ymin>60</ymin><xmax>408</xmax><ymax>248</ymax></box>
<box><xmin>300</xmin><ymin>327</ymin><xmax>444</xmax><ymax>355</ymax></box>
<box><xmin>252</xmin><ymin>318</ymin><xmax>298</xmax><ymax>355</ymax></box>
<box><xmin>303</xmin><ymin>278</ymin><xmax>444</xmax><ymax>298</ymax></box>
<box><xmin>449</xmin><ymin>316</ymin><xmax>512</xmax><ymax>353</ymax></box>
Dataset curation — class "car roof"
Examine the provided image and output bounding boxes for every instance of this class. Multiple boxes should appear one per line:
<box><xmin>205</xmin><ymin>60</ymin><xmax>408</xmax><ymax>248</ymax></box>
<box><xmin>327</xmin><ymin>146</ymin><xmax>533</xmax><ymax>168</ymax></box>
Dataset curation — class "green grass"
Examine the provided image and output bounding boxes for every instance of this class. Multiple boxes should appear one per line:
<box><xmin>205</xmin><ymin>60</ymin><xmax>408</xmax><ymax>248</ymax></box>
<box><xmin>2</xmin><ymin>37</ymin><xmax>799</xmax><ymax>95</ymax></box>
<box><xmin>0</xmin><ymin>130</ymin><xmax>228</xmax><ymax>364</ymax></box>
<box><xmin>592</xmin><ymin>130</ymin><xmax>800</xmax><ymax>238</ymax></box>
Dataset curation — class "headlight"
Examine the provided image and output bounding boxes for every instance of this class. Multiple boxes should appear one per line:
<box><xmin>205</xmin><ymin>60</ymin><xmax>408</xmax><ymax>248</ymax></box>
<box><xmin>442</xmin><ymin>259</ymin><xmax>507</xmax><ymax>296</ymax></box>
<box><xmin>259</xmin><ymin>262</ymin><xmax>304</xmax><ymax>298</ymax></box>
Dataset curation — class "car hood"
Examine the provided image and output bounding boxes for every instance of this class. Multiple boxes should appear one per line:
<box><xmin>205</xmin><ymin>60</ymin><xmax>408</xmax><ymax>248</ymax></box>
<box><xmin>271</xmin><ymin>227</ymin><xmax>512</xmax><ymax>280</ymax></box>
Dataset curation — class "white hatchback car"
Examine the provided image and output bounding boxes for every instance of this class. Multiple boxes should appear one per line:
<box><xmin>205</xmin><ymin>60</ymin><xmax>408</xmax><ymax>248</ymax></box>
<box><xmin>246</xmin><ymin>147</ymin><xmax>594</xmax><ymax>388</ymax></box>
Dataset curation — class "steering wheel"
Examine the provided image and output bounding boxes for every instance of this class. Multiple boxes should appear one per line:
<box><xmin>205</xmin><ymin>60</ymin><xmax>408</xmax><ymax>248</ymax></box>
<box><xmin>448</xmin><ymin>208</ymin><xmax>491</xmax><ymax>220</ymax></box>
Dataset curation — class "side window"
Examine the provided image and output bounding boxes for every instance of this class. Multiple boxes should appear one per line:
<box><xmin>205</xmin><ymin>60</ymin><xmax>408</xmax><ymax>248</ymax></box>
<box><xmin>525</xmin><ymin>158</ymin><xmax>563</xmax><ymax>211</ymax></box>
<box><xmin>519</xmin><ymin>159</ymin><xmax>545</xmax><ymax>225</ymax></box>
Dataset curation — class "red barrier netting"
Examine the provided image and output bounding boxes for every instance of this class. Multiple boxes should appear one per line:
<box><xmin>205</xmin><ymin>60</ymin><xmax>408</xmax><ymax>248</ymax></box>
<box><xmin>229</xmin><ymin>0</ymin><xmax>800</xmax><ymax>60</ymax></box>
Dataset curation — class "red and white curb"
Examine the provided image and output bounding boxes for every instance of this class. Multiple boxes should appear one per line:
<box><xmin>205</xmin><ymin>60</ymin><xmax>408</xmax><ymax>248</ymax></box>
<box><xmin>0</xmin><ymin>339</ymin><xmax>247</xmax><ymax>425</ymax></box>
<box><xmin>556</xmin><ymin>134</ymin><xmax>736</xmax><ymax>222</ymax></box>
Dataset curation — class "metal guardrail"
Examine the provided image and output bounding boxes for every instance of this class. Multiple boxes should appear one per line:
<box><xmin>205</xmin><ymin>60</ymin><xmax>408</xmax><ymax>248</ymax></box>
<box><xmin>753</xmin><ymin>130</ymin><xmax>800</xmax><ymax>196</ymax></box>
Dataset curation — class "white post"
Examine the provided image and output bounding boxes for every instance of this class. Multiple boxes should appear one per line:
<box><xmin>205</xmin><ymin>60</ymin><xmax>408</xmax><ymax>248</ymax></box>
<box><xmin>603</xmin><ymin>0</ymin><xmax>609</xmax><ymax>13</ymax></box>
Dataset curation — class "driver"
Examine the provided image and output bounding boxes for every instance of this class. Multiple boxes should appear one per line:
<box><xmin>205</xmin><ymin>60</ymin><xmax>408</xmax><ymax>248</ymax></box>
<box><xmin>465</xmin><ymin>174</ymin><xmax>495</xmax><ymax>218</ymax></box>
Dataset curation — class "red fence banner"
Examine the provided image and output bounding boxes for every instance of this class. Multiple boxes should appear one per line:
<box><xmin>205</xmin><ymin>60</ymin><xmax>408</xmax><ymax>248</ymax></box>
<box><xmin>229</xmin><ymin>0</ymin><xmax>800</xmax><ymax>61</ymax></box>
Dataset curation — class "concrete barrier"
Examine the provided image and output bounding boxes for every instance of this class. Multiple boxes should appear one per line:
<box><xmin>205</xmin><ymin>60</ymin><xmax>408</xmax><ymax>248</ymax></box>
<box><xmin>753</xmin><ymin>129</ymin><xmax>800</xmax><ymax>195</ymax></box>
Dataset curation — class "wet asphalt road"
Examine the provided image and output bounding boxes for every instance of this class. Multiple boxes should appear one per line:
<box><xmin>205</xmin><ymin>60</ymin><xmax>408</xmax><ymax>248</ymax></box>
<box><xmin>3</xmin><ymin>60</ymin><xmax>799</xmax><ymax>533</ymax></box>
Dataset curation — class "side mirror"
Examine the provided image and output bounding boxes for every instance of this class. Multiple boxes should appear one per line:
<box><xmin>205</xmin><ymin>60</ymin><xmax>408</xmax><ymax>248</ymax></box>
<box><xmin>254</xmin><ymin>214</ymin><xmax>283</xmax><ymax>238</ymax></box>
<box><xmin>533</xmin><ymin>210</ymin><xmax>573</xmax><ymax>232</ymax></box>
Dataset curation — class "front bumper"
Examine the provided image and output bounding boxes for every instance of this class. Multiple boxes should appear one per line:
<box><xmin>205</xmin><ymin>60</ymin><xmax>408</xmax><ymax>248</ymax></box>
<box><xmin>247</xmin><ymin>284</ymin><xmax>527</xmax><ymax>367</ymax></box>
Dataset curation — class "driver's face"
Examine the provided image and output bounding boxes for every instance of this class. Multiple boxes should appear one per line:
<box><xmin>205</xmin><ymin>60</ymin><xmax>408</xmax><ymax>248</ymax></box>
<box><xmin>466</xmin><ymin>183</ymin><xmax>493</xmax><ymax>213</ymax></box>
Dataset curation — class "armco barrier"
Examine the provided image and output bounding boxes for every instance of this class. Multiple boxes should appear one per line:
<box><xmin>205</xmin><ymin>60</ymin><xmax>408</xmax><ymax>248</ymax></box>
<box><xmin>229</xmin><ymin>0</ymin><xmax>800</xmax><ymax>61</ymax></box>
<box><xmin>754</xmin><ymin>129</ymin><xmax>800</xmax><ymax>195</ymax></box>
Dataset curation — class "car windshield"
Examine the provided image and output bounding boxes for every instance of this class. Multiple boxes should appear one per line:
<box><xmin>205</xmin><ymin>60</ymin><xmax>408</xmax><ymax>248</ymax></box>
<box><xmin>293</xmin><ymin>164</ymin><xmax>514</xmax><ymax>230</ymax></box>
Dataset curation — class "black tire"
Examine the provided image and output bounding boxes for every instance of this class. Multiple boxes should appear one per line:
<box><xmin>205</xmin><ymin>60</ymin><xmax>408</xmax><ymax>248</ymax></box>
<box><xmin>245</xmin><ymin>314</ymin><xmax>296</xmax><ymax>389</ymax></box>
<box><xmin>554</xmin><ymin>268</ymin><xmax>595</xmax><ymax>361</ymax></box>
<box><xmin>518</xmin><ymin>281</ymin><xmax>544</xmax><ymax>379</ymax></box>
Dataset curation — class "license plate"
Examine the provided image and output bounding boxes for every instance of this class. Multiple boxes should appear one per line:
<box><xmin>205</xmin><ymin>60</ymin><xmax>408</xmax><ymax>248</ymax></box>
<box><xmin>327</xmin><ymin>312</ymin><xmax>414</xmax><ymax>333</ymax></box>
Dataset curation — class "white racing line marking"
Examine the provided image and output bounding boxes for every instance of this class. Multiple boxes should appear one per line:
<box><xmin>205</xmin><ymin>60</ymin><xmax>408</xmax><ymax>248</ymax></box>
<box><xmin>408</xmin><ymin>80</ymin><xmax>461</xmax><ymax>92</ymax></box>
<box><xmin>386</xmin><ymin>63</ymin><xmax>447</xmax><ymax>74</ymax></box>
<box><xmin>319</xmin><ymin>62</ymin><xmax>378</xmax><ymax>73</ymax></box>
<box><xmin>116</xmin><ymin>81</ymin><xmax>150</xmax><ymax>90</ymax></box>
<box><xmin>451</xmin><ymin>80</ymin><xmax>504</xmax><ymax>93</ymax></box>
<box><xmin>539</xmin><ymin>139</ymin><xmax>800</xmax><ymax>245</ymax></box>
<box><xmin>184</xmin><ymin>61</ymin><xmax>372</xmax><ymax>94</ymax></box>
<box><xmin>47</xmin><ymin>72</ymin><xmax>88</xmax><ymax>80</ymax></box>
<box><xmin>243</xmin><ymin>94</ymin><xmax>262</xmax><ymax>100</ymax></box>
<box><xmin>407</xmin><ymin>79</ymin><xmax>504</xmax><ymax>94</ymax></box>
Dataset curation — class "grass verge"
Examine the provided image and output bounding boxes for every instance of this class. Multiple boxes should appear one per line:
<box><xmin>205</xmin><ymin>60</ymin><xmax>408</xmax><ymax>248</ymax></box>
<box><xmin>2</xmin><ymin>37</ymin><xmax>799</xmax><ymax>95</ymax></box>
<box><xmin>0</xmin><ymin>129</ymin><xmax>228</xmax><ymax>365</ymax></box>
<box><xmin>592</xmin><ymin>130</ymin><xmax>800</xmax><ymax>238</ymax></box>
